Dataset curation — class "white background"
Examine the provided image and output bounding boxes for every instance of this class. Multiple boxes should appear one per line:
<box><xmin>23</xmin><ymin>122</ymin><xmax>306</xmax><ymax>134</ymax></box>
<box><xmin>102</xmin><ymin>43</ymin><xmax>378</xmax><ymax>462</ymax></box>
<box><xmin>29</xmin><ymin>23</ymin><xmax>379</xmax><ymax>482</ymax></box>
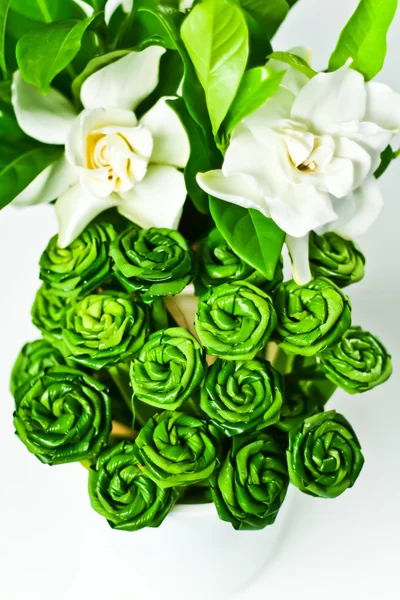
<box><xmin>1</xmin><ymin>1</ymin><xmax>400</xmax><ymax>599</ymax></box>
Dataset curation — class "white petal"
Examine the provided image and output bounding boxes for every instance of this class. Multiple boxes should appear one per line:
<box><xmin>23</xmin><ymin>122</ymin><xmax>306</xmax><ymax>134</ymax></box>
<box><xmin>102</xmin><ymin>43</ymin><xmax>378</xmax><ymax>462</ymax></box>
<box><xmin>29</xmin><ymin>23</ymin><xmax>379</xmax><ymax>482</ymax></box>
<box><xmin>331</xmin><ymin>177</ymin><xmax>383</xmax><ymax>238</ymax></box>
<box><xmin>267</xmin><ymin>184</ymin><xmax>336</xmax><ymax>238</ymax></box>
<box><xmin>291</xmin><ymin>65</ymin><xmax>366</xmax><ymax>132</ymax></box>
<box><xmin>365</xmin><ymin>82</ymin><xmax>400</xmax><ymax>131</ymax></box>
<box><xmin>196</xmin><ymin>170</ymin><xmax>266</xmax><ymax>213</ymax></box>
<box><xmin>312</xmin><ymin>156</ymin><xmax>354</xmax><ymax>198</ymax></box>
<box><xmin>140</xmin><ymin>97</ymin><xmax>190</xmax><ymax>168</ymax></box>
<box><xmin>268</xmin><ymin>46</ymin><xmax>313</xmax><ymax>95</ymax></box>
<box><xmin>105</xmin><ymin>0</ymin><xmax>132</xmax><ymax>23</ymax></box>
<box><xmin>283</xmin><ymin>129</ymin><xmax>315</xmax><ymax>167</ymax></box>
<box><xmin>118</xmin><ymin>166</ymin><xmax>187</xmax><ymax>229</ymax></box>
<box><xmin>286</xmin><ymin>234</ymin><xmax>312</xmax><ymax>284</ymax></box>
<box><xmin>81</xmin><ymin>47</ymin><xmax>166</xmax><ymax>111</ymax></box>
<box><xmin>335</xmin><ymin>138</ymin><xmax>372</xmax><ymax>188</ymax></box>
<box><xmin>243</xmin><ymin>86</ymin><xmax>295</xmax><ymax>136</ymax></box>
<box><xmin>55</xmin><ymin>183</ymin><xmax>118</xmax><ymax>247</ymax></box>
<box><xmin>12</xmin><ymin>72</ymin><xmax>76</xmax><ymax>144</ymax></box>
<box><xmin>12</xmin><ymin>155</ymin><xmax>78</xmax><ymax>207</ymax></box>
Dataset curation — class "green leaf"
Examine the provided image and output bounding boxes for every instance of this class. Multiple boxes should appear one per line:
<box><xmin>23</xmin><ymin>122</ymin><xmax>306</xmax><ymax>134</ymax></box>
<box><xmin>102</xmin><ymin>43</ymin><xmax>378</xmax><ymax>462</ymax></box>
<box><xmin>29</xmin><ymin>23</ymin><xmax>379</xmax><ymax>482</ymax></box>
<box><xmin>71</xmin><ymin>48</ymin><xmax>130</xmax><ymax>103</ymax></box>
<box><xmin>224</xmin><ymin>66</ymin><xmax>284</xmax><ymax>135</ymax></box>
<box><xmin>0</xmin><ymin>0</ymin><xmax>11</xmax><ymax>77</ymax></box>
<box><xmin>84</xmin><ymin>0</ymin><xmax>107</xmax><ymax>8</ymax></box>
<box><xmin>168</xmin><ymin>97</ymin><xmax>222</xmax><ymax>214</ymax></box>
<box><xmin>328</xmin><ymin>0</ymin><xmax>398</xmax><ymax>80</ymax></box>
<box><xmin>10</xmin><ymin>0</ymin><xmax>87</xmax><ymax>22</ymax></box>
<box><xmin>17</xmin><ymin>14</ymin><xmax>99</xmax><ymax>92</ymax></box>
<box><xmin>0</xmin><ymin>143</ymin><xmax>63</xmax><ymax>210</ymax></box>
<box><xmin>374</xmin><ymin>144</ymin><xmax>400</xmax><ymax>178</ymax></box>
<box><xmin>209</xmin><ymin>198</ymin><xmax>285</xmax><ymax>280</ymax></box>
<box><xmin>181</xmin><ymin>0</ymin><xmax>249</xmax><ymax>135</ymax></box>
<box><xmin>268</xmin><ymin>51</ymin><xmax>317</xmax><ymax>78</ymax></box>
<box><xmin>235</xmin><ymin>0</ymin><xmax>288</xmax><ymax>39</ymax></box>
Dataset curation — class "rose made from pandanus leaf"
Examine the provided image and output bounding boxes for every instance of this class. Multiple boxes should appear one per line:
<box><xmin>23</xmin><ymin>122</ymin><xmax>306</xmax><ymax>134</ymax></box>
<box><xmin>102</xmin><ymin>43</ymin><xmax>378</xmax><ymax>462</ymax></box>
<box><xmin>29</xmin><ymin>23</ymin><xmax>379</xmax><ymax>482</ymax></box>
<box><xmin>273</xmin><ymin>277</ymin><xmax>351</xmax><ymax>355</ymax></box>
<box><xmin>309</xmin><ymin>231</ymin><xmax>365</xmax><ymax>288</ymax></box>
<box><xmin>201</xmin><ymin>358</ymin><xmax>282</xmax><ymax>436</ymax></box>
<box><xmin>287</xmin><ymin>410</ymin><xmax>364</xmax><ymax>498</ymax></box>
<box><xmin>10</xmin><ymin>339</ymin><xmax>65</xmax><ymax>395</ymax></box>
<box><xmin>62</xmin><ymin>291</ymin><xmax>149</xmax><ymax>370</ymax></box>
<box><xmin>39</xmin><ymin>222</ymin><xmax>117</xmax><ymax>299</ymax></box>
<box><xmin>88</xmin><ymin>440</ymin><xmax>178</xmax><ymax>531</ymax></box>
<box><xmin>210</xmin><ymin>431</ymin><xmax>289</xmax><ymax>530</ymax></box>
<box><xmin>13</xmin><ymin>367</ymin><xmax>112</xmax><ymax>465</ymax></box>
<box><xmin>135</xmin><ymin>411</ymin><xmax>217</xmax><ymax>488</ymax></box>
<box><xmin>110</xmin><ymin>225</ymin><xmax>193</xmax><ymax>300</ymax></box>
<box><xmin>31</xmin><ymin>284</ymin><xmax>69</xmax><ymax>346</ymax></box>
<box><xmin>130</xmin><ymin>327</ymin><xmax>206</xmax><ymax>411</ymax></box>
<box><xmin>277</xmin><ymin>372</ymin><xmax>327</xmax><ymax>433</ymax></box>
<box><xmin>195</xmin><ymin>281</ymin><xmax>277</xmax><ymax>360</ymax></box>
<box><xmin>320</xmin><ymin>326</ymin><xmax>392</xmax><ymax>393</ymax></box>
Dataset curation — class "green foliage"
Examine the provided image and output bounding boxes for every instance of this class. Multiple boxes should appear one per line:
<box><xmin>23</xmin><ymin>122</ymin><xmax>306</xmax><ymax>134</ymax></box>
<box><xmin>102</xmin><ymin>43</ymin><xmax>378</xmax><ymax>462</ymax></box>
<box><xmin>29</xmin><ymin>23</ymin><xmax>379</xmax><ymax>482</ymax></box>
<box><xmin>235</xmin><ymin>0</ymin><xmax>289</xmax><ymax>39</ymax></box>
<box><xmin>375</xmin><ymin>144</ymin><xmax>400</xmax><ymax>178</ymax></box>
<box><xmin>0</xmin><ymin>0</ymin><xmax>11</xmax><ymax>77</ymax></box>
<box><xmin>328</xmin><ymin>0</ymin><xmax>398</xmax><ymax>80</ymax></box>
<box><xmin>268</xmin><ymin>50</ymin><xmax>317</xmax><ymax>78</ymax></box>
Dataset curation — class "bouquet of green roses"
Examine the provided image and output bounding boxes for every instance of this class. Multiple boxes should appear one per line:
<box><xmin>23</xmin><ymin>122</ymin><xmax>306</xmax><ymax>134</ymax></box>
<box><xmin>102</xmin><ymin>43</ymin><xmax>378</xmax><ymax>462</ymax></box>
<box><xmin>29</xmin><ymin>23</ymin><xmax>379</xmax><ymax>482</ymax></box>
<box><xmin>4</xmin><ymin>0</ymin><xmax>397</xmax><ymax>533</ymax></box>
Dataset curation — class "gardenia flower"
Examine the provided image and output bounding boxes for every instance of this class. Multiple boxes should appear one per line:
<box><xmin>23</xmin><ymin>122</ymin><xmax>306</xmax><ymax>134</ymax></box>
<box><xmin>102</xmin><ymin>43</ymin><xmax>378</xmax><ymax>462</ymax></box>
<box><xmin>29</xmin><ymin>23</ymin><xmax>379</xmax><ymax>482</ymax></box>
<box><xmin>197</xmin><ymin>49</ymin><xmax>400</xmax><ymax>283</ymax></box>
<box><xmin>12</xmin><ymin>46</ymin><xmax>190</xmax><ymax>247</ymax></box>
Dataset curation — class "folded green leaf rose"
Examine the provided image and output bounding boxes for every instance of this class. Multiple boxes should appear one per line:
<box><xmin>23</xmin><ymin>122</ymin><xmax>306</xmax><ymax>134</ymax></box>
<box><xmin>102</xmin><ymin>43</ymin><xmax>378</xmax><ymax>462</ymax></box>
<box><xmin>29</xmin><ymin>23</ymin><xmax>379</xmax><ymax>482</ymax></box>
<box><xmin>110</xmin><ymin>225</ymin><xmax>193</xmax><ymax>300</ymax></box>
<box><xmin>309</xmin><ymin>232</ymin><xmax>365</xmax><ymax>288</ymax></box>
<box><xmin>39</xmin><ymin>222</ymin><xmax>117</xmax><ymax>299</ymax></box>
<box><xmin>277</xmin><ymin>372</ymin><xmax>326</xmax><ymax>433</ymax></box>
<box><xmin>287</xmin><ymin>410</ymin><xmax>364</xmax><ymax>498</ymax></box>
<box><xmin>88</xmin><ymin>440</ymin><xmax>179</xmax><ymax>531</ymax></box>
<box><xmin>131</xmin><ymin>327</ymin><xmax>206</xmax><ymax>411</ymax></box>
<box><xmin>195</xmin><ymin>281</ymin><xmax>277</xmax><ymax>360</ymax></box>
<box><xmin>210</xmin><ymin>431</ymin><xmax>289</xmax><ymax>530</ymax></box>
<box><xmin>320</xmin><ymin>326</ymin><xmax>392</xmax><ymax>393</ymax></box>
<box><xmin>13</xmin><ymin>367</ymin><xmax>112</xmax><ymax>465</ymax></box>
<box><xmin>10</xmin><ymin>339</ymin><xmax>65</xmax><ymax>395</ymax></box>
<box><xmin>31</xmin><ymin>284</ymin><xmax>68</xmax><ymax>344</ymax></box>
<box><xmin>135</xmin><ymin>411</ymin><xmax>217</xmax><ymax>488</ymax></box>
<box><xmin>273</xmin><ymin>277</ymin><xmax>351</xmax><ymax>356</ymax></box>
<box><xmin>201</xmin><ymin>358</ymin><xmax>282</xmax><ymax>436</ymax></box>
<box><xmin>62</xmin><ymin>291</ymin><xmax>149</xmax><ymax>370</ymax></box>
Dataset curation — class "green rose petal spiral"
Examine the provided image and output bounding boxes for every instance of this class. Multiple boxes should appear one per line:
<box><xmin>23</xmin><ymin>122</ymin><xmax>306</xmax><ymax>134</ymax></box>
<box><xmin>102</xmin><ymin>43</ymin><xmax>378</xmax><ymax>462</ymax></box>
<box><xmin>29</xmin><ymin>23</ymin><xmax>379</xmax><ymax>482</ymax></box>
<box><xmin>287</xmin><ymin>410</ymin><xmax>364</xmax><ymax>498</ymax></box>
<box><xmin>273</xmin><ymin>277</ymin><xmax>351</xmax><ymax>356</ymax></box>
<box><xmin>110</xmin><ymin>225</ymin><xmax>193</xmax><ymax>300</ymax></box>
<box><xmin>201</xmin><ymin>358</ymin><xmax>282</xmax><ymax>436</ymax></box>
<box><xmin>31</xmin><ymin>284</ymin><xmax>68</xmax><ymax>344</ymax></box>
<box><xmin>309</xmin><ymin>232</ymin><xmax>365</xmax><ymax>288</ymax></box>
<box><xmin>13</xmin><ymin>367</ymin><xmax>112</xmax><ymax>465</ymax></box>
<box><xmin>131</xmin><ymin>327</ymin><xmax>206</xmax><ymax>411</ymax></box>
<box><xmin>195</xmin><ymin>281</ymin><xmax>277</xmax><ymax>360</ymax></box>
<box><xmin>210</xmin><ymin>431</ymin><xmax>289</xmax><ymax>530</ymax></box>
<box><xmin>62</xmin><ymin>291</ymin><xmax>148</xmax><ymax>370</ymax></box>
<box><xmin>88</xmin><ymin>440</ymin><xmax>178</xmax><ymax>531</ymax></box>
<box><xmin>10</xmin><ymin>339</ymin><xmax>65</xmax><ymax>395</ymax></box>
<box><xmin>320</xmin><ymin>326</ymin><xmax>392</xmax><ymax>393</ymax></box>
<box><xmin>135</xmin><ymin>411</ymin><xmax>217</xmax><ymax>488</ymax></box>
<box><xmin>39</xmin><ymin>222</ymin><xmax>117</xmax><ymax>299</ymax></box>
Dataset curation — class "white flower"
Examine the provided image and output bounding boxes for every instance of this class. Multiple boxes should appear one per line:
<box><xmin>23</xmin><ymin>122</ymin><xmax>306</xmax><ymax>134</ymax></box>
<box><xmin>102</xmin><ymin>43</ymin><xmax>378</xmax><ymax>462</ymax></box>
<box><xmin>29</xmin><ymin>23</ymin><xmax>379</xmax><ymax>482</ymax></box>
<box><xmin>197</xmin><ymin>49</ymin><xmax>400</xmax><ymax>283</ymax></box>
<box><xmin>104</xmin><ymin>0</ymin><xmax>194</xmax><ymax>24</ymax></box>
<box><xmin>11</xmin><ymin>47</ymin><xmax>190</xmax><ymax>247</ymax></box>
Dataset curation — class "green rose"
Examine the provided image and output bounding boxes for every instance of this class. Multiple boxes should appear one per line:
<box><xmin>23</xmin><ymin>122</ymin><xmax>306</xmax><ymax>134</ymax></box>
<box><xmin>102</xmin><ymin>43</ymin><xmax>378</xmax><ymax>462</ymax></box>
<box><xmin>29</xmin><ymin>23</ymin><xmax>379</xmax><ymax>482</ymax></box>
<box><xmin>210</xmin><ymin>431</ymin><xmax>289</xmax><ymax>530</ymax></box>
<box><xmin>195</xmin><ymin>281</ymin><xmax>277</xmax><ymax>360</ymax></box>
<box><xmin>13</xmin><ymin>367</ymin><xmax>112</xmax><ymax>465</ymax></box>
<box><xmin>88</xmin><ymin>440</ymin><xmax>178</xmax><ymax>531</ymax></box>
<box><xmin>39</xmin><ymin>222</ymin><xmax>117</xmax><ymax>299</ymax></box>
<box><xmin>110</xmin><ymin>225</ymin><xmax>193</xmax><ymax>300</ymax></box>
<box><xmin>309</xmin><ymin>232</ymin><xmax>365</xmax><ymax>288</ymax></box>
<box><xmin>130</xmin><ymin>327</ymin><xmax>206</xmax><ymax>411</ymax></box>
<box><xmin>62</xmin><ymin>291</ymin><xmax>149</xmax><ymax>370</ymax></box>
<box><xmin>10</xmin><ymin>339</ymin><xmax>65</xmax><ymax>395</ymax></box>
<box><xmin>196</xmin><ymin>228</ymin><xmax>281</xmax><ymax>293</ymax></box>
<box><xmin>201</xmin><ymin>358</ymin><xmax>282</xmax><ymax>436</ymax></box>
<box><xmin>135</xmin><ymin>411</ymin><xmax>217</xmax><ymax>488</ymax></box>
<box><xmin>320</xmin><ymin>326</ymin><xmax>392</xmax><ymax>393</ymax></box>
<box><xmin>273</xmin><ymin>277</ymin><xmax>351</xmax><ymax>356</ymax></box>
<box><xmin>31</xmin><ymin>284</ymin><xmax>68</xmax><ymax>344</ymax></box>
<box><xmin>287</xmin><ymin>410</ymin><xmax>364</xmax><ymax>498</ymax></box>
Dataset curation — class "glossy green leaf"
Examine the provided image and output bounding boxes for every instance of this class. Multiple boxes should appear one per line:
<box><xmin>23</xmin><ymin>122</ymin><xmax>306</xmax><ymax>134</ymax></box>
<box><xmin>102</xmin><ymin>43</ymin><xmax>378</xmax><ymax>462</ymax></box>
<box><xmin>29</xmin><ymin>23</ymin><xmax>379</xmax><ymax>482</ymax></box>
<box><xmin>17</xmin><ymin>14</ymin><xmax>99</xmax><ymax>92</ymax></box>
<box><xmin>0</xmin><ymin>0</ymin><xmax>11</xmax><ymax>76</ymax></box>
<box><xmin>268</xmin><ymin>51</ymin><xmax>317</xmax><ymax>78</ymax></box>
<box><xmin>181</xmin><ymin>0</ymin><xmax>249</xmax><ymax>134</ymax></box>
<box><xmin>0</xmin><ymin>143</ymin><xmax>63</xmax><ymax>210</ymax></box>
<box><xmin>328</xmin><ymin>0</ymin><xmax>398</xmax><ymax>80</ymax></box>
<box><xmin>374</xmin><ymin>144</ymin><xmax>400</xmax><ymax>178</ymax></box>
<box><xmin>84</xmin><ymin>0</ymin><xmax>107</xmax><ymax>8</ymax></box>
<box><xmin>210</xmin><ymin>198</ymin><xmax>285</xmax><ymax>280</ymax></box>
<box><xmin>10</xmin><ymin>0</ymin><xmax>87</xmax><ymax>22</ymax></box>
<box><xmin>236</xmin><ymin>0</ymin><xmax>289</xmax><ymax>39</ymax></box>
<box><xmin>224</xmin><ymin>66</ymin><xmax>284</xmax><ymax>134</ymax></box>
